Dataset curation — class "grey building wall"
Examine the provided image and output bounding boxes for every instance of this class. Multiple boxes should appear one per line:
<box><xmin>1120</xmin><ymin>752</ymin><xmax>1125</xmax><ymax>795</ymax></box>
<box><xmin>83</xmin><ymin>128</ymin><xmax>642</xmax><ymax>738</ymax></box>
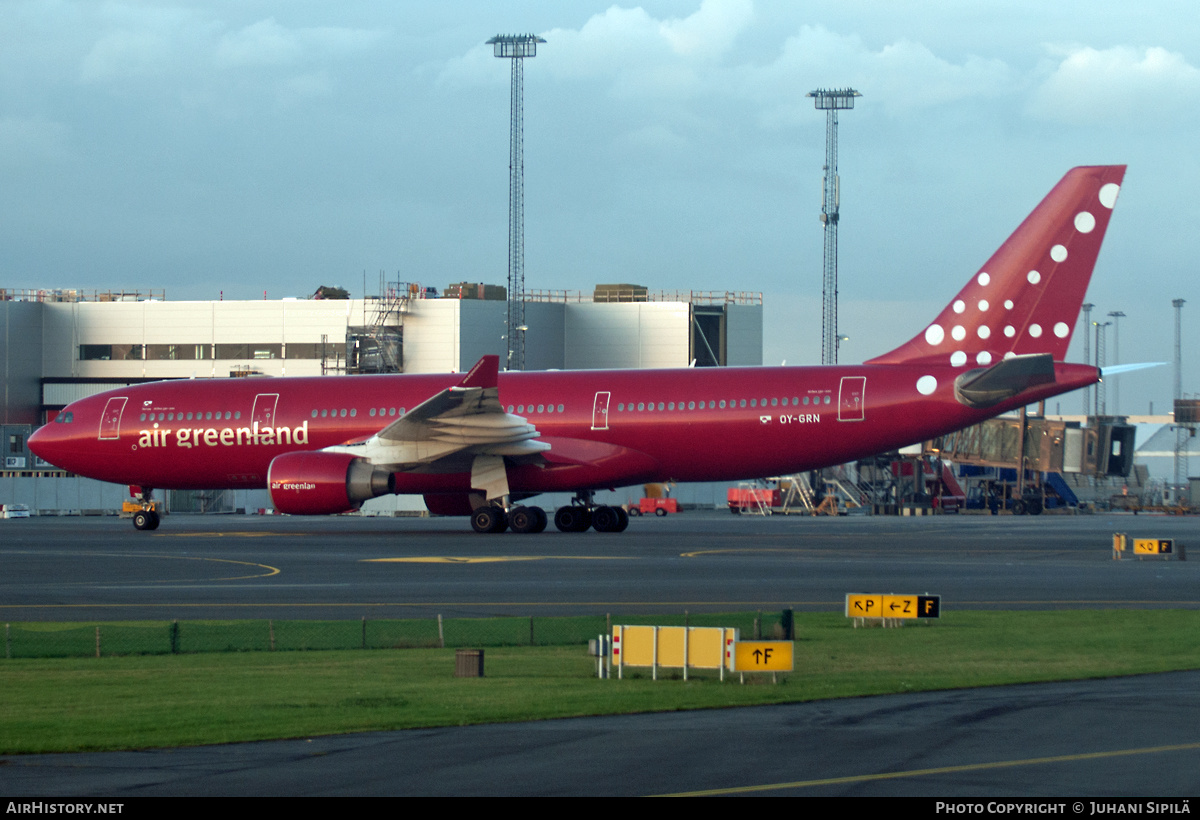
<box><xmin>457</xmin><ymin>300</ymin><xmax>508</xmax><ymax>372</ymax></box>
<box><xmin>1</xmin><ymin>301</ymin><xmax>44</xmax><ymax>424</ymax></box>
<box><xmin>563</xmin><ymin>302</ymin><xmax>691</xmax><ymax>369</ymax></box>
<box><xmin>726</xmin><ymin>303</ymin><xmax>764</xmax><ymax>367</ymax></box>
<box><xmin>523</xmin><ymin>302</ymin><xmax>565</xmax><ymax>371</ymax></box>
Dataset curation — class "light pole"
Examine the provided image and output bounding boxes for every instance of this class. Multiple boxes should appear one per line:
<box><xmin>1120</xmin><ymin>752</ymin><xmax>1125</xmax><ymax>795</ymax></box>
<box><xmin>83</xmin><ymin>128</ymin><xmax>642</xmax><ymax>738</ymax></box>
<box><xmin>1080</xmin><ymin>303</ymin><xmax>1094</xmax><ymax>414</ymax></box>
<box><xmin>1107</xmin><ymin>310</ymin><xmax>1124</xmax><ymax>414</ymax></box>
<box><xmin>488</xmin><ymin>33</ymin><xmax>545</xmax><ymax>371</ymax></box>
<box><xmin>1093</xmin><ymin>320</ymin><xmax>1111</xmax><ymax>416</ymax></box>
<box><xmin>807</xmin><ymin>88</ymin><xmax>860</xmax><ymax>365</ymax></box>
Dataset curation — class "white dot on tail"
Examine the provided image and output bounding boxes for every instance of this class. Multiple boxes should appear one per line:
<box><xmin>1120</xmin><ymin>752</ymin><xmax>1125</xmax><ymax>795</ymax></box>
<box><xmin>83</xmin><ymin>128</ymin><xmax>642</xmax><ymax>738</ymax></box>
<box><xmin>1029</xmin><ymin>324</ymin><xmax>1042</xmax><ymax>338</ymax></box>
<box><xmin>977</xmin><ymin>326</ymin><xmax>991</xmax><ymax>339</ymax></box>
<box><xmin>1099</xmin><ymin>183</ymin><xmax>1120</xmax><ymax>209</ymax></box>
<box><xmin>1027</xmin><ymin>270</ymin><xmax>1041</xmax><ymax>284</ymax></box>
<box><xmin>952</xmin><ymin>325</ymin><xmax>966</xmax><ymax>341</ymax></box>
<box><xmin>916</xmin><ymin>375</ymin><xmax>937</xmax><ymax>395</ymax></box>
<box><xmin>977</xmin><ymin>351</ymin><xmax>992</xmax><ymax>365</ymax></box>
<box><xmin>1004</xmin><ymin>300</ymin><xmax>1014</xmax><ymax>310</ymax></box>
<box><xmin>925</xmin><ymin>324</ymin><xmax>945</xmax><ymax>346</ymax></box>
<box><xmin>1004</xmin><ymin>351</ymin><xmax>1016</xmax><ymax>360</ymax></box>
<box><xmin>951</xmin><ymin>351</ymin><xmax>967</xmax><ymax>367</ymax></box>
<box><xmin>1054</xmin><ymin>322</ymin><xmax>1069</xmax><ymax>338</ymax></box>
<box><xmin>977</xmin><ymin>272</ymin><xmax>990</xmax><ymax>286</ymax></box>
<box><xmin>978</xmin><ymin>299</ymin><xmax>989</xmax><ymax>311</ymax></box>
<box><xmin>953</xmin><ymin>300</ymin><xmax>965</xmax><ymax>314</ymax></box>
<box><xmin>1004</xmin><ymin>325</ymin><xmax>1016</xmax><ymax>337</ymax></box>
<box><xmin>1051</xmin><ymin>245</ymin><xmax>1068</xmax><ymax>263</ymax></box>
<box><xmin>1075</xmin><ymin>211</ymin><xmax>1095</xmax><ymax>233</ymax></box>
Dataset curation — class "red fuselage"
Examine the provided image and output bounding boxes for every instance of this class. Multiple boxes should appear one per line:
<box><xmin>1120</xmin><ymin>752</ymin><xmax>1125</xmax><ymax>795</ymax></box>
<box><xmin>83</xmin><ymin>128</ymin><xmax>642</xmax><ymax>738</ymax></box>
<box><xmin>29</xmin><ymin>362</ymin><xmax>1098</xmax><ymax>496</ymax></box>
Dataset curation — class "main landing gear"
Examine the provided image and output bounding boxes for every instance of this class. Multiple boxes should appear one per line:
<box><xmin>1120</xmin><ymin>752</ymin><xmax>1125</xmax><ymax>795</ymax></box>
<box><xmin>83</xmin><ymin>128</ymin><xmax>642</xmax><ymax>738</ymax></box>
<box><xmin>469</xmin><ymin>492</ymin><xmax>629</xmax><ymax>534</ymax></box>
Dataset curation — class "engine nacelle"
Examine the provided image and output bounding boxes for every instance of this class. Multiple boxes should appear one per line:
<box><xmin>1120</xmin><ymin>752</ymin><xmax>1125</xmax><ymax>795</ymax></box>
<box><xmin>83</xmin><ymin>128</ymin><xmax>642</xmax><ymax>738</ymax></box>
<box><xmin>268</xmin><ymin>451</ymin><xmax>392</xmax><ymax>515</ymax></box>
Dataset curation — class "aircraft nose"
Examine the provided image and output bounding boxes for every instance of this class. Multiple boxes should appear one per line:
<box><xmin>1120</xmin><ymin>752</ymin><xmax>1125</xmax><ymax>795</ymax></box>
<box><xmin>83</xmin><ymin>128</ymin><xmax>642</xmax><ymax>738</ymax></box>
<box><xmin>28</xmin><ymin>412</ymin><xmax>74</xmax><ymax>469</ymax></box>
<box><xmin>28</xmin><ymin>421</ymin><xmax>56</xmax><ymax>461</ymax></box>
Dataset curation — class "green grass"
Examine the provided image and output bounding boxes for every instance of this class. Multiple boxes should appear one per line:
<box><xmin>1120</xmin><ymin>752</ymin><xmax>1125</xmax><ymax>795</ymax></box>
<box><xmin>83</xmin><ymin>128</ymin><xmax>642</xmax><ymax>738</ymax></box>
<box><xmin>3</xmin><ymin>610</ymin><xmax>1200</xmax><ymax>754</ymax></box>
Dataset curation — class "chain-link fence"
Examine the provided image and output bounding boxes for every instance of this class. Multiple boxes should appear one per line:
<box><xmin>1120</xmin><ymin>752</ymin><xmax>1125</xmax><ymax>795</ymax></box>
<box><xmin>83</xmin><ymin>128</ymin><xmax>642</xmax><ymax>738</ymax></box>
<box><xmin>2</xmin><ymin>611</ymin><xmax>793</xmax><ymax>659</ymax></box>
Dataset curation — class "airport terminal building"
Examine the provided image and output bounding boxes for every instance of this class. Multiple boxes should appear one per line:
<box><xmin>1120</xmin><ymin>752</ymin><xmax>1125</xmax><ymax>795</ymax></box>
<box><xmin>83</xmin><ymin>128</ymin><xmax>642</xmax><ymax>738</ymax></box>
<box><xmin>0</xmin><ymin>285</ymin><xmax>762</xmax><ymax>512</ymax></box>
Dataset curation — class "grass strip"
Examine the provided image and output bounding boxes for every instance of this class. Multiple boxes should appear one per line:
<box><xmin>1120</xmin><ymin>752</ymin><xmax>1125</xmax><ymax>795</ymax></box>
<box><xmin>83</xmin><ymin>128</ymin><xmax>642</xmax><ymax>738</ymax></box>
<box><xmin>3</xmin><ymin>610</ymin><xmax>1199</xmax><ymax>754</ymax></box>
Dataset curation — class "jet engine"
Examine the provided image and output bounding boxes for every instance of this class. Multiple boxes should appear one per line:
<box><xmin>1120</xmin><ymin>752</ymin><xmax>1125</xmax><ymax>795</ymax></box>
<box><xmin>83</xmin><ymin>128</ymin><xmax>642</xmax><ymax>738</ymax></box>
<box><xmin>267</xmin><ymin>451</ymin><xmax>393</xmax><ymax>515</ymax></box>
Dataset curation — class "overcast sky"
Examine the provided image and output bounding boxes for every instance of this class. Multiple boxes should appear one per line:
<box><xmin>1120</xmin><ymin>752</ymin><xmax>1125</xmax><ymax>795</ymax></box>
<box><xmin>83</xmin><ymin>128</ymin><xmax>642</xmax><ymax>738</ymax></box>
<box><xmin>3</xmin><ymin>0</ymin><xmax>1196</xmax><ymax>413</ymax></box>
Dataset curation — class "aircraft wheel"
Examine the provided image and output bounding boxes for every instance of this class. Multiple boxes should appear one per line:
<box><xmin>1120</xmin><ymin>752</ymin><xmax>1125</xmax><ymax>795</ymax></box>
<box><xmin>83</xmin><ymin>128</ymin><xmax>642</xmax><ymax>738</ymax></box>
<box><xmin>509</xmin><ymin>506</ymin><xmax>544</xmax><ymax>534</ymax></box>
<box><xmin>554</xmin><ymin>506</ymin><xmax>592</xmax><ymax>533</ymax></box>
<box><xmin>613</xmin><ymin>505</ymin><xmax>629</xmax><ymax>532</ymax></box>
<box><xmin>471</xmin><ymin>506</ymin><xmax>508</xmax><ymax>534</ymax></box>
<box><xmin>655</xmin><ymin>507</ymin><xmax>668</xmax><ymax>517</ymax></box>
<box><xmin>730</xmin><ymin>507</ymin><xmax>741</xmax><ymax>515</ymax></box>
<box><xmin>148</xmin><ymin>510</ymin><xmax>160</xmax><ymax>530</ymax></box>
<box><xmin>132</xmin><ymin>510</ymin><xmax>153</xmax><ymax>531</ymax></box>
<box><xmin>592</xmin><ymin>505</ymin><xmax>621</xmax><ymax>533</ymax></box>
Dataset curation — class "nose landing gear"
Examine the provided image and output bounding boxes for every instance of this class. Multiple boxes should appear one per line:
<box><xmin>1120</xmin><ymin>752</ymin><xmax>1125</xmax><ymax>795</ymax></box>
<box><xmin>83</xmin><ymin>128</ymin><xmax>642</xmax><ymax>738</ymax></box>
<box><xmin>130</xmin><ymin>488</ymin><xmax>161</xmax><ymax>531</ymax></box>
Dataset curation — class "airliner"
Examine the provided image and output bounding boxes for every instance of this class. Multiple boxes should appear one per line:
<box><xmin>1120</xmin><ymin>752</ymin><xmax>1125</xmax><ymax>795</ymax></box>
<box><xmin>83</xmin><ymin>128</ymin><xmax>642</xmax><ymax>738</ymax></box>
<box><xmin>29</xmin><ymin>165</ymin><xmax>1125</xmax><ymax>534</ymax></box>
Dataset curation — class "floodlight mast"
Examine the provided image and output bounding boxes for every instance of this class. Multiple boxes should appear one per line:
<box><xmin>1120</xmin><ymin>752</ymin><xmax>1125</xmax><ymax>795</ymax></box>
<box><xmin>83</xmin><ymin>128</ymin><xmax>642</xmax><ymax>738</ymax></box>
<box><xmin>488</xmin><ymin>33</ymin><xmax>545</xmax><ymax>372</ymax></box>
<box><xmin>808</xmin><ymin>88</ymin><xmax>860</xmax><ymax>365</ymax></box>
<box><xmin>1080</xmin><ymin>303</ymin><xmax>1094</xmax><ymax>413</ymax></box>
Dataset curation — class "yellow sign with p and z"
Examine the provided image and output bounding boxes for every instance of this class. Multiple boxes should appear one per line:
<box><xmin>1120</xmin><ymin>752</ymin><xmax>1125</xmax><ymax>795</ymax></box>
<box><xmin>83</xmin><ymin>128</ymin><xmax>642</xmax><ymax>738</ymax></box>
<box><xmin>846</xmin><ymin>593</ymin><xmax>940</xmax><ymax>619</ymax></box>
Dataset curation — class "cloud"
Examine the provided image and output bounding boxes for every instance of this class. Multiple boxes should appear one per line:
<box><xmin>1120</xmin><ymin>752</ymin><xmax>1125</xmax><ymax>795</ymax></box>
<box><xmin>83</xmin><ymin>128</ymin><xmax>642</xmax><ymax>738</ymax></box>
<box><xmin>742</xmin><ymin>26</ymin><xmax>1013</xmax><ymax>126</ymax></box>
<box><xmin>438</xmin><ymin>0</ymin><xmax>753</xmax><ymax>97</ymax></box>
<box><xmin>1027</xmin><ymin>45</ymin><xmax>1200</xmax><ymax>125</ymax></box>
<box><xmin>658</xmin><ymin>0</ymin><xmax>754</xmax><ymax>57</ymax></box>
<box><xmin>78</xmin><ymin>7</ymin><xmax>383</xmax><ymax>85</ymax></box>
<box><xmin>215</xmin><ymin>17</ymin><xmax>384</xmax><ymax>69</ymax></box>
<box><xmin>78</xmin><ymin>4</ymin><xmax>217</xmax><ymax>83</ymax></box>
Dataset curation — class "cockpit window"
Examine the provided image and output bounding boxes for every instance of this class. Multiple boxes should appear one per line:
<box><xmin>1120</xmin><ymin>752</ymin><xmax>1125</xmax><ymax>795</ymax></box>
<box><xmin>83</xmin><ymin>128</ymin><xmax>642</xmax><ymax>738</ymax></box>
<box><xmin>56</xmin><ymin>411</ymin><xmax>74</xmax><ymax>423</ymax></box>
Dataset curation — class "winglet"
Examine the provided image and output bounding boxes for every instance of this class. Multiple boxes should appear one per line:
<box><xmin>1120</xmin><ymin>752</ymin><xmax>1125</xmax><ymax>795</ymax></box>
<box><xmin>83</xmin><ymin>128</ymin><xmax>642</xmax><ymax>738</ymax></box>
<box><xmin>458</xmin><ymin>355</ymin><xmax>499</xmax><ymax>389</ymax></box>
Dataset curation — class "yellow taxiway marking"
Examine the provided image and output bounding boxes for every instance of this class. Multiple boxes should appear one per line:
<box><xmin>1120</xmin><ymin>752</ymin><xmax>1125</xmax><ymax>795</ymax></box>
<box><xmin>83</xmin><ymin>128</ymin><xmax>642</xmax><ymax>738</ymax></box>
<box><xmin>154</xmin><ymin>554</ymin><xmax>281</xmax><ymax>580</ymax></box>
<box><xmin>364</xmin><ymin>556</ymin><xmax>633</xmax><ymax>564</ymax></box>
<box><xmin>657</xmin><ymin>741</ymin><xmax>1200</xmax><ymax>796</ymax></box>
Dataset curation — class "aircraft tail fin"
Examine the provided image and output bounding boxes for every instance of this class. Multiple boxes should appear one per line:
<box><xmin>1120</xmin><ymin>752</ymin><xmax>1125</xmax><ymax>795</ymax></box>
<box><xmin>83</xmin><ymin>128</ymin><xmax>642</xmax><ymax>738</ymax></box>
<box><xmin>866</xmin><ymin>165</ymin><xmax>1126</xmax><ymax>368</ymax></box>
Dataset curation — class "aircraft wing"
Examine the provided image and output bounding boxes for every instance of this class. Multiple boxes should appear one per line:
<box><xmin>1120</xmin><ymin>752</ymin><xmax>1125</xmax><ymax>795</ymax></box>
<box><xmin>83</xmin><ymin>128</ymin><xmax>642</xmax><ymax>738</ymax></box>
<box><xmin>330</xmin><ymin>355</ymin><xmax>550</xmax><ymax>470</ymax></box>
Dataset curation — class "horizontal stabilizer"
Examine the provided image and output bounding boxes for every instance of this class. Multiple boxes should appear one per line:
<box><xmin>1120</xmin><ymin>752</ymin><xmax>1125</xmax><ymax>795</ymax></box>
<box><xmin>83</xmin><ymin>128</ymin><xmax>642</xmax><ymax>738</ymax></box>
<box><xmin>954</xmin><ymin>353</ymin><xmax>1056</xmax><ymax>408</ymax></box>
